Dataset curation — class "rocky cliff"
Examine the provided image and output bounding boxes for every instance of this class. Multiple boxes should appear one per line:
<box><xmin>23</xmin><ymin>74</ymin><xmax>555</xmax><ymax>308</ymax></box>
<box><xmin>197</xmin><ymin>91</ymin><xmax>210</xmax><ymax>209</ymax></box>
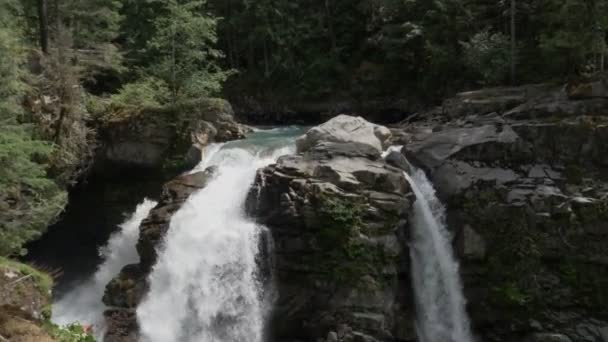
<box><xmin>98</xmin><ymin>82</ymin><xmax>608</xmax><ymax>342</ymax></box>
<box><xmin>247</xmin><ymin>115</ymin><xmax>417</xmax><ymax>342</ymax></box>
<box><xmin>400</xmin><ymin>82</ymin><xmax>608</xmax><ymax>342</ymax></box>
<box><xmin>96</xmin><ymin>98</ymin><xmax>249</xmax><ymax>176</ymax></box>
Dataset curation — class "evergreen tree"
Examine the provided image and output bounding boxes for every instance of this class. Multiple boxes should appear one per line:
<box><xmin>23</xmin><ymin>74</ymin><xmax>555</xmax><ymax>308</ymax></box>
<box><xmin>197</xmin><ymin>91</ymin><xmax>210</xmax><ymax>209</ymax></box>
<box><xmin>120</xmin><ymin>0</ymin><xmax>228</xmax><ymax>104</ymax></box>
<box><xmin>0</xmin><ymin>0</ymin><xmax>67</xmax><ymax>257</ymax></box>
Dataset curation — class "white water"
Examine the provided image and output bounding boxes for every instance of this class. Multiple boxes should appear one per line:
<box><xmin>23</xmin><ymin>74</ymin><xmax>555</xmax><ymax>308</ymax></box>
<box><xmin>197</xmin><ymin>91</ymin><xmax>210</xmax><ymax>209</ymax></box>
<box><xmin>52</xmin><ymin>199</ymin><xmax>157</xmax><ymax>338</ymax></box>
<box><xmin>405</xmin><ymin>166</ymin><xmax>474</xmax><ymax>342</ymax></box>
<box><xmin>137</xmin><ymin>128</ymin><xmax>300</xmax><ymax>342</ymax></box>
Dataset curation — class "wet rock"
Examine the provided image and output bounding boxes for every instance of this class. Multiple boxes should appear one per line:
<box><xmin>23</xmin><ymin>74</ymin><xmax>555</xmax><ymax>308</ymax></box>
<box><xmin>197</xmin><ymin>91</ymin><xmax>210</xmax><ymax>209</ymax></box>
<box><xmin>102</xmin><ymin>167</ymin><xmax>217</xmax><ymax>341</ymax></box>
<box><xmin>103</xmin><ymin>309</ymin><xmax>139</xmax><ymax>342</ymax></box>
<box><xmin>400</xmin><ymin>82</ymin><xmax>608</xmax><ymax>342</ymax></box>
<box><xmin>296</xmin><ymin>115</ymin><xmax>392</xmax><ymax>153</ymax></box>
<box><xmin>248</xmin><ymin>118</ymin><xmax>414</xmax><ymax>342</ymax></box>
<box><xmin>384</xmin><ymin>150</ymin><xmax>411</xmax><ymax>173</ymax></box>
<box><xmin>97</xmin><ymin>98</ymin><xmax>248</xmax><ymax>174</ymax></box>
<box><xmin>457</xmin><ymin>225</ymin><xmax>486</xmax><ymax>261</ymax></box>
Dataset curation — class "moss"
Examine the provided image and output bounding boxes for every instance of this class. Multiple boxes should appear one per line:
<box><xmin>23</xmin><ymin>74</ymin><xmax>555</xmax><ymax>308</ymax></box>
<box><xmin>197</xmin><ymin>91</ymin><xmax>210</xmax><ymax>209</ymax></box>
<box><xmin>309</xmin><ymin>194</ymin><xmax>396</xmax><ymax>285</ymax></box>
<box><xmin>555</xmin><ymin>260</ymin><xmax>608</xmax><ymax>315</ymax></box>
<box><xmin>491</xmin><ymin>282</ymin><xmax>533</xmax><ymax>307</ymax></box>
<box><xmin>457</xmin><ymin>187</ymin><xmax>545</xmax><ymax>309</ymax></box>
<box><xmin>0</xmin><ymin>257</ymin><xmax>53</xmax><ymax>295</ymax></box>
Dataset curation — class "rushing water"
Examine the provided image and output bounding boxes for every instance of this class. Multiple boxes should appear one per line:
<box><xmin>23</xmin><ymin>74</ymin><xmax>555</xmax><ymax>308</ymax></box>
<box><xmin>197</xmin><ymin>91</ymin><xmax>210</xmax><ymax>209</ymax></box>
<box><xmin>405</xmin><ymin>165</ymin><xmax>474</xmax><ymax>342</ymax></box>
<box><xmin>51</xmin><ymin>199</ymin><xmax>157</xmax><ymax>338</ymax></box>
<box><xmin>137</xmin><ymin>127</ymin><xmax>303</xmax><ymax>342</ymax></box>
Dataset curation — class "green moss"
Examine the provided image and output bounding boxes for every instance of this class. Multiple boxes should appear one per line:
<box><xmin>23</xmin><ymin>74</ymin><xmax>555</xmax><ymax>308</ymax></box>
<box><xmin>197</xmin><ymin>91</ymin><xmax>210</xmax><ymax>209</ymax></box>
<box><xmin>310</xmin><ymin>194</ymin><xmax>395</xmax><ymax>285</ymax></box>
<box><xmin>458</xmin><ymin>188</ymin><xmax>545</xmax><ymax>308</ymax></box>
<box><xmin>491</xmin><ymin>282</ymin><xmax>533</xmax><ymax>307</ymax></box>
<box><xmin>0</xmin><ymin>257</ymin><xmax>53</xmax><ymax>295</ymax></box>
<box><xmin>556</xmin><ymin>260</ymin><xmax>608</xmax><ymax>315</ymax></box>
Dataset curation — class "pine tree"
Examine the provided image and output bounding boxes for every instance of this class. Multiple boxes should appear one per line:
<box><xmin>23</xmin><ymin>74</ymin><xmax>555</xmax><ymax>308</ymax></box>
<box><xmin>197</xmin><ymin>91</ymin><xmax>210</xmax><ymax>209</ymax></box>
<box><xmin>0</xmin><ymin>0</ymin><xmax>67</xmax><ymax>257</ymax></box>
<box><xmin>144</xmin><ymin>0</ymin><xmax>228</xmax><ymax>103</ymax></box>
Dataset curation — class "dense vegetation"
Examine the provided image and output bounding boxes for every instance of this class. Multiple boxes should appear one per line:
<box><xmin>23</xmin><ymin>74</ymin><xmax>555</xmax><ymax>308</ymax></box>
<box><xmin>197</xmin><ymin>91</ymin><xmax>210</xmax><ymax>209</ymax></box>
<box><xmin>0</xmin><ymin>0</ymin><xmax>607</xmax><ymax>255</ymax></box>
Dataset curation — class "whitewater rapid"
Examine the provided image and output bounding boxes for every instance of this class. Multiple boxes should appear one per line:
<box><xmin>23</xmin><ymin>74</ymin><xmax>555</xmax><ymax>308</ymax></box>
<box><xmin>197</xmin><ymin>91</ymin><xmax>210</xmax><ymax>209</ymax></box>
<box><xmin>137</xmin><ymin>128</ymin><xmax>301</xmax><ymax>342</ymax></box>
<box><xmin>405</xmin><ymin>165</ymin><xmax>474</xmax><ymax>342</ymax></box>
<box><xmin>52</xmin><ymin>199</ymin><xmax>157</xmax><ymax>338</ymax></box>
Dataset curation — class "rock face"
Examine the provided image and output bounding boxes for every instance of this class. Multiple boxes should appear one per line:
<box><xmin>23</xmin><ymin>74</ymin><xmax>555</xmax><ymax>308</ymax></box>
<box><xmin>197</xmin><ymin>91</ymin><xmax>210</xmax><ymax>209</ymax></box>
<box><xmin>247</xmin><ymin>116</ymin><xmax>417</xmax><ymax>342</ymax></box>
<box><xmin>102</xmin><ymin>168</ymin><xmax>216</xmax><ymax>342</ymax></box>
<box><xmin>0</xmin><ymin>262</ymin><xmax>56</xmax><ymax>341</ymax></box>
<box><xmin>97</xmin><ymin>98</ymin><xmax>249</xmax><ymax>175</ymax></box>
<box><xmin>296</xmin><ymin>114</ymin><xmax>392</xmax><ymax>153</ymax></box>
<box><xmin>401</xmin><ymin>84</ymin><xmax>608</xmax><ymax>342</ymax></box>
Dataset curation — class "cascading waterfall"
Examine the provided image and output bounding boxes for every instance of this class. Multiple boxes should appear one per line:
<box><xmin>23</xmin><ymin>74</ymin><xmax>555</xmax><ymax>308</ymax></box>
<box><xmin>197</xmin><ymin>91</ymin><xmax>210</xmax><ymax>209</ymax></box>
<box><xmin>52</xmin><ymin>199</ymin><xmax>157</xmax><ymax>338</ymax></box>
<box><xmin>404</xmin><ymin>166</ymin><xmax>474</xmax><ymax>342</ymax></box>
<box><xmin>137</xmin><ymin>128</ymin><xmax>302</xmax><ymax>342</ymax></box>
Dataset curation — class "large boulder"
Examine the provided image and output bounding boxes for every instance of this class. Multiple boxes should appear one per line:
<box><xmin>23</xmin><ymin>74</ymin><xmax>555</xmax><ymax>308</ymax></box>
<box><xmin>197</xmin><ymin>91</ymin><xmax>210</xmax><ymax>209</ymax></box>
<box><xmin>97</xmin><ymin>98</ymin><xmax>249</xmax><ymax>176</ymax></box>
<box><xmin>102</xmin><ymin>167</ymin><xmax>216</xmax><ymax>342</ymax></box>
<box><xmin>247</xmin><ymin>118</ymin><xmax>416</xmax><ymax>342</ymax></box>
<box><xmin>296</xmin><ymin>115</ymin><xmax>392</xmax><ymax>153</ymax></box>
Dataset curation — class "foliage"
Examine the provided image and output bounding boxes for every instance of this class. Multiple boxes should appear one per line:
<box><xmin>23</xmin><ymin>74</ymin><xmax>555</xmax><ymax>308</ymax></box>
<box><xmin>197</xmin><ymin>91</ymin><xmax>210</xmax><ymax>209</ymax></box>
<box><xmin>313</xmin><ymin>194</ymin><xmax>391</xmax><ymax>284</ymax></box>
<box><xmin>0</xmin><ymin>257</ymin><xmax>53</xmax><ymax>294</ymax></box>
<box><xmin>110</xmin><ymin>77</ymin><xmax>170</xmax><ymax>108</ymax></box>
<box><xmin>0</xmin><ymin>1</ymin><xmax>67</xmax><ymax>257</ymax></box>
<box><xmin>492</xmin><ymin>282</ymin><xmax>533</xmax><ymax>306</ymax></box>
<box><xmin>44</xmin><ymin>322</ymin><xmax>96</xmax><ymax>342</ymax></box>
<box><xmin>461</xmin><ymin>30</ymin><xmax>511</xmax><ymax>85</ymax></box>
<box><xmin>143</xmin><ymin>0</ymin><xmax>230</xmax><ymax>102</ymax></box>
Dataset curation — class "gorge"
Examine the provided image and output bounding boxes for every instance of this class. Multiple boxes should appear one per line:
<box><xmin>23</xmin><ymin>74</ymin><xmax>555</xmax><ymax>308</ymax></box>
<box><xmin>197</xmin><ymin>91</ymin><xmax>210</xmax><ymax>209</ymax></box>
<box><xmin>6</xmin><ymin>82</ymin><xmax>608</xmax><ymax>342</ymax></box>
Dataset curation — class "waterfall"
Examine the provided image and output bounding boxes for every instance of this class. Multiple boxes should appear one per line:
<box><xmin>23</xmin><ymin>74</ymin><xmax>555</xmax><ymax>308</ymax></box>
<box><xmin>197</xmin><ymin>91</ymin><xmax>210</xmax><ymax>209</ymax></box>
<box><xmin>52</xmin><ymin>199</ymin><xmax>157</xmax><ymax>338</ymax></box>
<box><xmin>137</xmin><ymin>128</ymin><xmax>301</xmax><ymax>342</ymax></box>
<box><xmin>404</xmin><ymin>167</ymin><xmax>474</xmax><ymax>342</ymax></box>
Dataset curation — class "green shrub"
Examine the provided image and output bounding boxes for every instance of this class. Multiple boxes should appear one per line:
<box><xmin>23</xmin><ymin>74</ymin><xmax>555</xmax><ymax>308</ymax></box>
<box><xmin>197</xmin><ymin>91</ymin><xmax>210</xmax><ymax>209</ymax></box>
<box><xmin>109</xmin><ymin>77</ymin><xmax>170</xmax><ymax>108</ymax></box>
<box><xmin>44</xmin><ymin>322</ymin><xmax>95</xmax><ymax>342</ymax></box>
<box><xmin>0</xmin><ymin>257</ymin><xmax>53</xmax><ymax>294</ymax></box>
<box><xmin>461</xmin><ymin>30</ymin><xmax>511</xmax><ymax>85</ymax></box>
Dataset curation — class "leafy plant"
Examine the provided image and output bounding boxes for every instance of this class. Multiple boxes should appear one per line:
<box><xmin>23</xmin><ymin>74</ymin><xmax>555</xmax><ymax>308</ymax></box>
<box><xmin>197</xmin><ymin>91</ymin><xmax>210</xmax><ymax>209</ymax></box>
<box><xmin>110</xmin><ymin>77</ymin><xmax>170</xmax><ymax>108</ymax></box>
<box><xmin>44</xmin><ymin>322</ymin><xmax>96</xmax><ymax>342</ymax></box>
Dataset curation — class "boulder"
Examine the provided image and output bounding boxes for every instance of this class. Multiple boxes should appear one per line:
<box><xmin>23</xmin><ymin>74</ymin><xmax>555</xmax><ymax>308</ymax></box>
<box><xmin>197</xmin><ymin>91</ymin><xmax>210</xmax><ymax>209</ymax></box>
<box><xmin>97</xmin><ymin>98</ymin><xmax>249</xmax><ymax>175</ymax></box>
<box><xmin>296</xmin><ymin>115</ymin><xmax>392</xmax><ymax>153</ymax></box>
<box><xmin>247</xmin><ymin>119</ymin><xmax>415</xmax><ymax>342</ymax></box>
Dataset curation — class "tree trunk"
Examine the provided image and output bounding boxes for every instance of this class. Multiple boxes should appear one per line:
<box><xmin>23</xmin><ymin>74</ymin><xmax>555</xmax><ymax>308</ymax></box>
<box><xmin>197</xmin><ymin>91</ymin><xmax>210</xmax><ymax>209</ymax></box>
<box><xmin>38</xmin><ymin>0</ymin><xmax>49</xmax><ymax>53</ymax></box>
<box><xmin>510</xmin><ymin>0</ymin><xmax>516</xmax><ymax>85</ymax></box>
<box><xmin>171</xmin><ymin>23</ymin><xmax>177</xmax><ymax>104</ymax></box>
<box><xmin>325</xmin><ymin>0</ymin><xmax>337</xmax><ymax>57</ymax></box>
